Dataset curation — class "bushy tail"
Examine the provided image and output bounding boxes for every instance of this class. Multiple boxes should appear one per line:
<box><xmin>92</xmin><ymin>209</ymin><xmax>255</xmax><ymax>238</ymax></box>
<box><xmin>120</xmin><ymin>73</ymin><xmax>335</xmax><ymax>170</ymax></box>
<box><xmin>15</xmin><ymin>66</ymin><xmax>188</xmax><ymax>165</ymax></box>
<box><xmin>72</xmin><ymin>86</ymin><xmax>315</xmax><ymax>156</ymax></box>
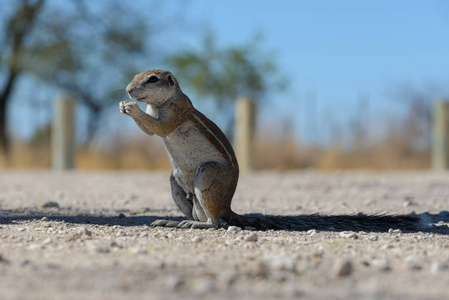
<box><xmin>223</xmin><ymin>211</ymin><xmax>434</xmax><ymax>232</ymax></box>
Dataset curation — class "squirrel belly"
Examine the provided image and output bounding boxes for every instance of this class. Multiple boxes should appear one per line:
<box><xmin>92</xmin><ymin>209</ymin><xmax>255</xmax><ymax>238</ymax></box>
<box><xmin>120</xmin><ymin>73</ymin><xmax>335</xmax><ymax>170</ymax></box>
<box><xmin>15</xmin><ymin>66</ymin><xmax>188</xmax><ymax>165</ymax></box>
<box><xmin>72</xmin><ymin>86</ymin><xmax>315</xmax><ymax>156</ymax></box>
<box><xmin>163</xmin><ymin>119</ymin><xmax>229</xmax><ymax>195</ymax></box>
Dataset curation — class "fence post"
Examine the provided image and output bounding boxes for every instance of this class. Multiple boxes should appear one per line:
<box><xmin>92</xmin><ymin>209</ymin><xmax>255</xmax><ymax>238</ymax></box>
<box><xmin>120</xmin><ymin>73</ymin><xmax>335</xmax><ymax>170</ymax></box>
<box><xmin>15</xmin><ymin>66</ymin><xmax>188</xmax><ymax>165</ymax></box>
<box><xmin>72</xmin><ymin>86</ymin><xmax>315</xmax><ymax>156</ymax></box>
<box><xmin>432</xmin><ymin>100</ymin><xmax>449</xmax><ymax>170</ymax></box>
<box><xmin>52</xmin><ymin>94</ymin><xmax>76</xmax><ymax>170</ymax></box>
<box><xmin>235</xmin><ymin>96</ymin><xmax>256</xmax><ymax>173</ymax></box>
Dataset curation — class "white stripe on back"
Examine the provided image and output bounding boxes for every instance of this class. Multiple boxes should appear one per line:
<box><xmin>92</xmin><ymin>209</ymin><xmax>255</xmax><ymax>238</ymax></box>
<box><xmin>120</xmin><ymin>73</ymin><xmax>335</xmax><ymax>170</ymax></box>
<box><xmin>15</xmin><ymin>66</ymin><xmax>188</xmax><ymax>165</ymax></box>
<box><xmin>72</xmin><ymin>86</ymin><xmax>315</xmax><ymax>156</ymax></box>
<box><xmin>192</xmin><ymin>113</ymin><xmax>235</xmax><ymax>166</ymax></box>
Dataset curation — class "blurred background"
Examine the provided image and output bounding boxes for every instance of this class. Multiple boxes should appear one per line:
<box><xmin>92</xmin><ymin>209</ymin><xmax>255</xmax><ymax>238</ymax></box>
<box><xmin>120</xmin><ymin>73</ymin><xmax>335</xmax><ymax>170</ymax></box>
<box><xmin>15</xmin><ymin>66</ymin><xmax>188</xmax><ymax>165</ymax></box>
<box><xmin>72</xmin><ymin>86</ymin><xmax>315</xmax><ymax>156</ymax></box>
<box><xmin>1</xmin><ymin>0</ymin><xmax>448</xmax><ymax>170</ymax></box>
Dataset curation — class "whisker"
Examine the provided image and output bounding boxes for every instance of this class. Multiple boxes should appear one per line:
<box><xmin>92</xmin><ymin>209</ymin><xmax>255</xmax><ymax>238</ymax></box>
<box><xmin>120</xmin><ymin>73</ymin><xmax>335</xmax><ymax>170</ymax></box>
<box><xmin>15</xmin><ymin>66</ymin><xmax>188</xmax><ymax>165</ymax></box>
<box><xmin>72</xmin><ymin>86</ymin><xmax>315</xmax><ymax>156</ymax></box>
<box><xmin>102</xmin><ymin>73</ymin><xmax>128</xmax><ymax>85</ymax></box>
<box><xmin>107</xmin><ymin>89</ymin><xmax>127</xmax><ymax>99</ymax></box>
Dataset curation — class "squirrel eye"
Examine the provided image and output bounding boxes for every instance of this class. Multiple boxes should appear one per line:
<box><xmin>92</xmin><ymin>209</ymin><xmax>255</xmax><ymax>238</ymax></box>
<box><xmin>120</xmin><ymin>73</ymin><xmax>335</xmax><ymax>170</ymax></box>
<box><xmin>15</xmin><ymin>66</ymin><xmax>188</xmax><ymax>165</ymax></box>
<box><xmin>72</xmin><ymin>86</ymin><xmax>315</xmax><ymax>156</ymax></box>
<box><xmin>147</xmin><ymin>76</ymin><xmax>159</xmax><ymax>83</ymax></box>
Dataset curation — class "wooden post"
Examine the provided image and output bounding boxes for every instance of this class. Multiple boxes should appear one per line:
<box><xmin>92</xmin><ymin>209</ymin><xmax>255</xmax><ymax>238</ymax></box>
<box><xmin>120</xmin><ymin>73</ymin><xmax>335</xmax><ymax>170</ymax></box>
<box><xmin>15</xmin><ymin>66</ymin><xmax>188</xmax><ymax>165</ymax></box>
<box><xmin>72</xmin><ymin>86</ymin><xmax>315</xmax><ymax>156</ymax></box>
<box><xmin>235</xmin><ymin>96</ymin><xmax>256</xmax><ymax>173</ymax></box>
<box><xmin>432</xmin><ymin>100</ymin><xmax>449</xmax><ymax>170</ymax></box>
<box><xmin>52</xmin><ymin>94</ymin><xmax>76</xmax><ymax>170</ymax></box>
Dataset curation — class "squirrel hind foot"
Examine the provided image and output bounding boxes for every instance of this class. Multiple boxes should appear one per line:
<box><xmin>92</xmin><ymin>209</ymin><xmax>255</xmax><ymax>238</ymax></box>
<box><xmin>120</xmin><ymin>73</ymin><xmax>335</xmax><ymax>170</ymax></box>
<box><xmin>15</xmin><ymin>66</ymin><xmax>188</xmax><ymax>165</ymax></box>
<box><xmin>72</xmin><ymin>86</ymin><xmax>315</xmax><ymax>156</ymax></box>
<box><xmin>151</xmin><ymin>219</ymin><xmax>181</xmax><ymax>227</ymax></box>
<box><xmin>177</xmin><ymin>220</ymin><xmax>220</xmax><ymax>229</ymax></box>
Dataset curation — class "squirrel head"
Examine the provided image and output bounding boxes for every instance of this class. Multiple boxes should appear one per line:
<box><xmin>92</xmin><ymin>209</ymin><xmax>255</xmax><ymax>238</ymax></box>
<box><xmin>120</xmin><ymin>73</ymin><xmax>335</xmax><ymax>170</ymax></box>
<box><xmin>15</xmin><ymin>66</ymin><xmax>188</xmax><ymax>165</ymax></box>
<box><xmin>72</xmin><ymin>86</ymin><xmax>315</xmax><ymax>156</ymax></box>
<box><xmin>126</xmin><ymin>69</ymin><xmax>181</xmax><ymax>106</ymax></box>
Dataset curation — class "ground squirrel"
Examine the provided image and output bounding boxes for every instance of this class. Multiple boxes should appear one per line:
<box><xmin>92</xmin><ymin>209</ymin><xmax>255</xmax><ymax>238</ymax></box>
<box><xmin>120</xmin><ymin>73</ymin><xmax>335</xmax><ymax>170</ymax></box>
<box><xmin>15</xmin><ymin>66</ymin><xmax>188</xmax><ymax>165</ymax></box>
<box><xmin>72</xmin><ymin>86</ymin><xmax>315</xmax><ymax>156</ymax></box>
<box><xmin>120</xmin><ymin>69</ymin><xmax>430</xmax><ymax>231</ymax></box>
<box><xmin>121</xmin><ymin>69</ymin><xmax>239</xmax><ymax>229</ymax></box>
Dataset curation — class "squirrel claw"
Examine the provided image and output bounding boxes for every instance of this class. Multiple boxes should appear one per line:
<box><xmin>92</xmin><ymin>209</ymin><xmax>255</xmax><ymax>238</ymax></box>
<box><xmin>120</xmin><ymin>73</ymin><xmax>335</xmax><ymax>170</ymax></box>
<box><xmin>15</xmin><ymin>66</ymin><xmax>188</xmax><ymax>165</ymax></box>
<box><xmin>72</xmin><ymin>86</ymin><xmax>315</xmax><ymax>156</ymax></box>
<box><xmin>177</xmin><ymin>220</ymin><xmax>219</xmax><ymax>229</ymax></box>
<box><xmin>151</xmin><ymin>219</ymin><xmax>180</xmax><ymax>227</ymax></box>
<box><xmin>119</xmin><ymin>101</ymin><xmax>128</xmax><ymax>114</ymax></box>
<box><xmin>119</xmin><ymin>101</ymin><xmax>140</xmax><ymax>116</ymax></box>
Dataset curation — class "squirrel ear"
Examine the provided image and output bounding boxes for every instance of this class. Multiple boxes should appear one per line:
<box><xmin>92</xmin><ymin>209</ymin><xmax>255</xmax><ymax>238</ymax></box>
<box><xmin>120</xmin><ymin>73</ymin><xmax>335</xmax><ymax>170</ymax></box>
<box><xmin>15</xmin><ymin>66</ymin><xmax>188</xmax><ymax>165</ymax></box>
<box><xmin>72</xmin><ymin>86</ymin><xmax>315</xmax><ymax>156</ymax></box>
<box><xmin>168</xmin><ymin>75</ymin><xmax>175</xmax><ymax>87</ymax></box>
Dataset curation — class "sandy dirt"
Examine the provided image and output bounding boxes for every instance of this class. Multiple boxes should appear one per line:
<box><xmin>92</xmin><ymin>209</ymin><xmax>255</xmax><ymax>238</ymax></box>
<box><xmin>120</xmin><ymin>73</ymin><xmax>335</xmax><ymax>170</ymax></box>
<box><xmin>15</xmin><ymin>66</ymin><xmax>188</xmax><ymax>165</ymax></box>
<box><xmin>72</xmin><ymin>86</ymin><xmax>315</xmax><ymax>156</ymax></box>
<box><xmin>0</xmin><ymin>170</ymin><xmax>448</xmax><ymax>300</ymax></box>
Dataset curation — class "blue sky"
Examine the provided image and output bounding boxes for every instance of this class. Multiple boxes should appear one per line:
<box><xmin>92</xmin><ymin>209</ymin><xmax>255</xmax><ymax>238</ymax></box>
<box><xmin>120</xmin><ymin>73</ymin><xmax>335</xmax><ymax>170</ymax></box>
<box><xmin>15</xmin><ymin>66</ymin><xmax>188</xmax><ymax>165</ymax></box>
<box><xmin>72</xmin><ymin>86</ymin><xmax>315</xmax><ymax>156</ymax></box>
<box><xmin>175</xmin><ymin>0</ymin><xmax>449</xmax><ymax>143</ymax></box>
<box><xmin>8</xmin><ymin>0</ymin><xmax>449</xmax><ymax>145</ymax></box>
<box><xmin>183</xmin><ymin>1</ymin><xmax>448</xmax><ymax>91</ymax></box>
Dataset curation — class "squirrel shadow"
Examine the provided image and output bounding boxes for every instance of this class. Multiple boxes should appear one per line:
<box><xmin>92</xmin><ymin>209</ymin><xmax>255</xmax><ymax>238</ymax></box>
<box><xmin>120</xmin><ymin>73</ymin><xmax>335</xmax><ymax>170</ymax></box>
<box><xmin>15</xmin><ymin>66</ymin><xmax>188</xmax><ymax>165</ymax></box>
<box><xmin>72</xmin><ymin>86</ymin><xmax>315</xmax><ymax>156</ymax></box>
<box><xmin>1</xmin><ymin>209</ymin><xmax>448</xmax><ymax>234</ymax></box>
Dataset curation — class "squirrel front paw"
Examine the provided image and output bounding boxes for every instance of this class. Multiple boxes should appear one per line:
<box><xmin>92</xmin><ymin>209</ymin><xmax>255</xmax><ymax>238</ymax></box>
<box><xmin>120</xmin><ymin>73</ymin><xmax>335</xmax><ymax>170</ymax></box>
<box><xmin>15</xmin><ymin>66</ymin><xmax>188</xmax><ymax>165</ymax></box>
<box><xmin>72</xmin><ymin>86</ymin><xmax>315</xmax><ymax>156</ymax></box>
<box><xmin>119</xmin><ymin>101</ymin><xmax>141</xmax><ymax>116</ymax></box>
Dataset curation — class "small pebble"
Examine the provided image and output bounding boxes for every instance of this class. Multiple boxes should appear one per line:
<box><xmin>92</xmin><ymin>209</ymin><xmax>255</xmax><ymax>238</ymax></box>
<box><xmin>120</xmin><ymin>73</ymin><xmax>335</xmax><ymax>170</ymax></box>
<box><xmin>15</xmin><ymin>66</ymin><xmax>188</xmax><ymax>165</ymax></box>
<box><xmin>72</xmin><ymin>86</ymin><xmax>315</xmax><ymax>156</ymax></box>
<box><xmin>193</xmin><ymin>278</ymin><xmax>216</xmax><ymax>295</ymax></box>
<box><xmin>370</xmin><ymin>259</ymin><xmax>391</xmax><ymax>271</ymax></box>
<box><xmin>431</xmin><ymin>262</ymin><xmax>449</xmax><ymax>273</ymax></box>
<box><xmin>118</xmin><ymin>213</ymin><xmax>126</xmax><ymax>218</ymax></box>
<box><xmin>227</xmin><ymin>226</ymin><xmax>242</xmax><ymax>233</ymax></box>
<box><xmin>138</xmin><ymin>232</ymin><xmax>148</xmax><ymax>237</ymax></box>
<box><xmin>405</xmin><ymin>255</ymin><xmax>422</xmax><ymax>270</ymax></box>
<box><xmin>339</xmin><ymin>231</ymin><xmax>358</xmax><ymax>239</ymax></box>
<box><xmin>166</xmin><ymin>275</ymin><xmax>185</xmax><ymax>290</ymax></box>
<box><xmin>391</xmin><ymin>235</ymin><xmax>400</xmax><ymax>241</ymax></box>
<box><xmin>265</xmin><ymin>255</ymin><xmax>296</xmax><ymax>272</ymax></box>
<box><xmin>311</xmin><ymin>245</ymin><xmax>325</xmax><ymax>259</ymax></box>
<box><xmin>219</xmin><ymin>270</ymin><xmax>237</xmax><ymax>287</ymax></box>
<box><xmin>367</xmin><ymin>235</ymin><xmax>378</xmax><ymax>241</ymax></box>
<box><xmin>94</xmin><ymin>244</ymin><xmax>110</xmax><ymax>254</ymax></box>
<box><xmin>335</xmin><ymin>259</ymin><xmax>353</xmax><ymax>277</ymax></box>
<box><xmin>192</xmin><ymin>236</ymin><xmax>203</xmax><ymax>243</ymax></box>
<box><xmin>110</xmin><ymin>241</ymin><xmax>122</xmax><ymax>248</ymax></box>
<box><xmin>307</xmin><ymin>229</ymin><xmax>317</xmax><ymax>236</ymax></box>
<box><xmin>41</xmin><ymin>217</ymin><xmax>49</xmax><ymax>222</ymax></box>
<box><xmin>403</xmin><ymin>200</ymin><xmax>416</xmax><ymax>207</ymax></box>
<box><xmin>42</xmin><ymin>201</ymin><xmax>59</xmax><ymax>209</ymax></box>
<box><xmin>388</xmin><ymin>228</ymin><xmax>402</xmax><ymax>234</ymax></box>
<box><xmin>129</xmin><ymin>247</ymin><xmax>147</xmax><ymax>254</ymax></box>
<box><xmin>79</xmin><ymin>228</ymin><xmax>92</xmax><ymax>237</ymax></box>
<box><xmin>166</xmin><ymin>232</ymin><xmax>176</xmax><ymax>239</ymax></box>
<box><xmin>115</xmin><ymin>230</ymin><xmax>126</xmax><ymax>237</ymax></box>
<box><xmin>28</xmin><ymin>244</ymin><xmax>44</xmax><ymax>250</ymax></box>
<box><xmin>0</xmin><ymin>254</ymin><xmax>9</xmax><ymax>264</ymax></box>
<box><xmin>244</xmin><ymin>233</ymin><xmax>258</xmax><ymax>242</ymax></box>
<box><xmin>381</xmin><ymin>244</ymin><xmax>394</xmax><ymax>250</ymax></box>
<box><xmin>42</xmin><ymin>237</ymin><xmax>52</xmax><ymax>245</ymax></box>
<box><xmin>254</xmin><ymin>261</ymin><xmax>270</xmax><ymax>277</ymax></box>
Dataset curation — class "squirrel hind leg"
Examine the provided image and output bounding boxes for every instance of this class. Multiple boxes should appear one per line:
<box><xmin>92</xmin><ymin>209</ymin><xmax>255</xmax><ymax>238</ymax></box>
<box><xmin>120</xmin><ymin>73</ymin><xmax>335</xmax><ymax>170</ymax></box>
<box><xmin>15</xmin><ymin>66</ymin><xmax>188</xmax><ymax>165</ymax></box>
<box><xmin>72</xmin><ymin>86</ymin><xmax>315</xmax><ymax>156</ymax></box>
<box><xmin>177</xmin><ymin>195</ymin><xmax>221</xmax><ymax>229</ymax></box>
<box><xmin>170</xmin><ymin>173</ymin><xmax>194</xmax><ymax>219</ymax></box>
<box><xmin>185</xmin><ymin>162</ymin><xmax>236</xmax><ymax>230</ymax></box>
<box><xmin>151</xmin><ymin>174</ymin><xmax>197</xmax><ymax>228</ymax></box>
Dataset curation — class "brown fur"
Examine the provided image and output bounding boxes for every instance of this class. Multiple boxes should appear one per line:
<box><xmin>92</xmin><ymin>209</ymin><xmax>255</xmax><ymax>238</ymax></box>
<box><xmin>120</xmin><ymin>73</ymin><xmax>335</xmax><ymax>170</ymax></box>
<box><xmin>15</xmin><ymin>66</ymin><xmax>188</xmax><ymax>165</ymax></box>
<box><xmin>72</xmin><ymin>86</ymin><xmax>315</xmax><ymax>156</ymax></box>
<box><xmin>121</xmin><ymin>69</ymin><xmax>239</xmax><ymax>229</ymax></box>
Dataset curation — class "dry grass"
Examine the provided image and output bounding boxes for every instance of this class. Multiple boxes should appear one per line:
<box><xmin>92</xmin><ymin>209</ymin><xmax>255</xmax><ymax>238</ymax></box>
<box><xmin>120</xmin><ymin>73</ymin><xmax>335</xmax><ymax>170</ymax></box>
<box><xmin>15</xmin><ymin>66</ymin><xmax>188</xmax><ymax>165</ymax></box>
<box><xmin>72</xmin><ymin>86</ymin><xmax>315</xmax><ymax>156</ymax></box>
<box><xmin>0</xmin><ymin>138</ymin><xmax>170</xmax><ymax>170</ymax></box>
<box><xmin>0</xmin><ymin>132</ymin><xmax>430</xmax><ymax>170</ymax></box>
<box><xmin>77</xmin><ymin>137</ymin><xmax>170</xmax><ymax>170</ymax></box>
<box><xmin>316</xmin><ymin>145</ymin><xmax>429</xmax><ymax>170</ymax></box>
<box><xmin>0</xmin><ymin>142</ymin><xmax>51</xmax><ymax>169</ymax></box>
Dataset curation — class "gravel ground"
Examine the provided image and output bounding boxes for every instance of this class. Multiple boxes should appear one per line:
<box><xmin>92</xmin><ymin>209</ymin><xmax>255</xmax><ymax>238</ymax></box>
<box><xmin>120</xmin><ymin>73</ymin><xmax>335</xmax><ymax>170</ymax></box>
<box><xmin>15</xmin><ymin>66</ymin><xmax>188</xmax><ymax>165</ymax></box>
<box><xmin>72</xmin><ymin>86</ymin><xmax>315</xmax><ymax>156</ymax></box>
<box><xmin>0</xmin><ymin>170</ymin><xmax>448</xmax><ymax>300</ymax></box>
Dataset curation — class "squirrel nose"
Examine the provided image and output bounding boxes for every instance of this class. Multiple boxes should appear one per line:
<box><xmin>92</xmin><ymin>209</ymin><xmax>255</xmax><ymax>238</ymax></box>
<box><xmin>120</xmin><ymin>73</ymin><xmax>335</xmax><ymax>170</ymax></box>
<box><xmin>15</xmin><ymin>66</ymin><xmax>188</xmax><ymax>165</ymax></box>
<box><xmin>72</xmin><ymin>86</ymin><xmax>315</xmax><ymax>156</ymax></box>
<box><xmin>126</xmin><ymin>84</ymin><xmax>134</xmax><ymax>94</ymax></box>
